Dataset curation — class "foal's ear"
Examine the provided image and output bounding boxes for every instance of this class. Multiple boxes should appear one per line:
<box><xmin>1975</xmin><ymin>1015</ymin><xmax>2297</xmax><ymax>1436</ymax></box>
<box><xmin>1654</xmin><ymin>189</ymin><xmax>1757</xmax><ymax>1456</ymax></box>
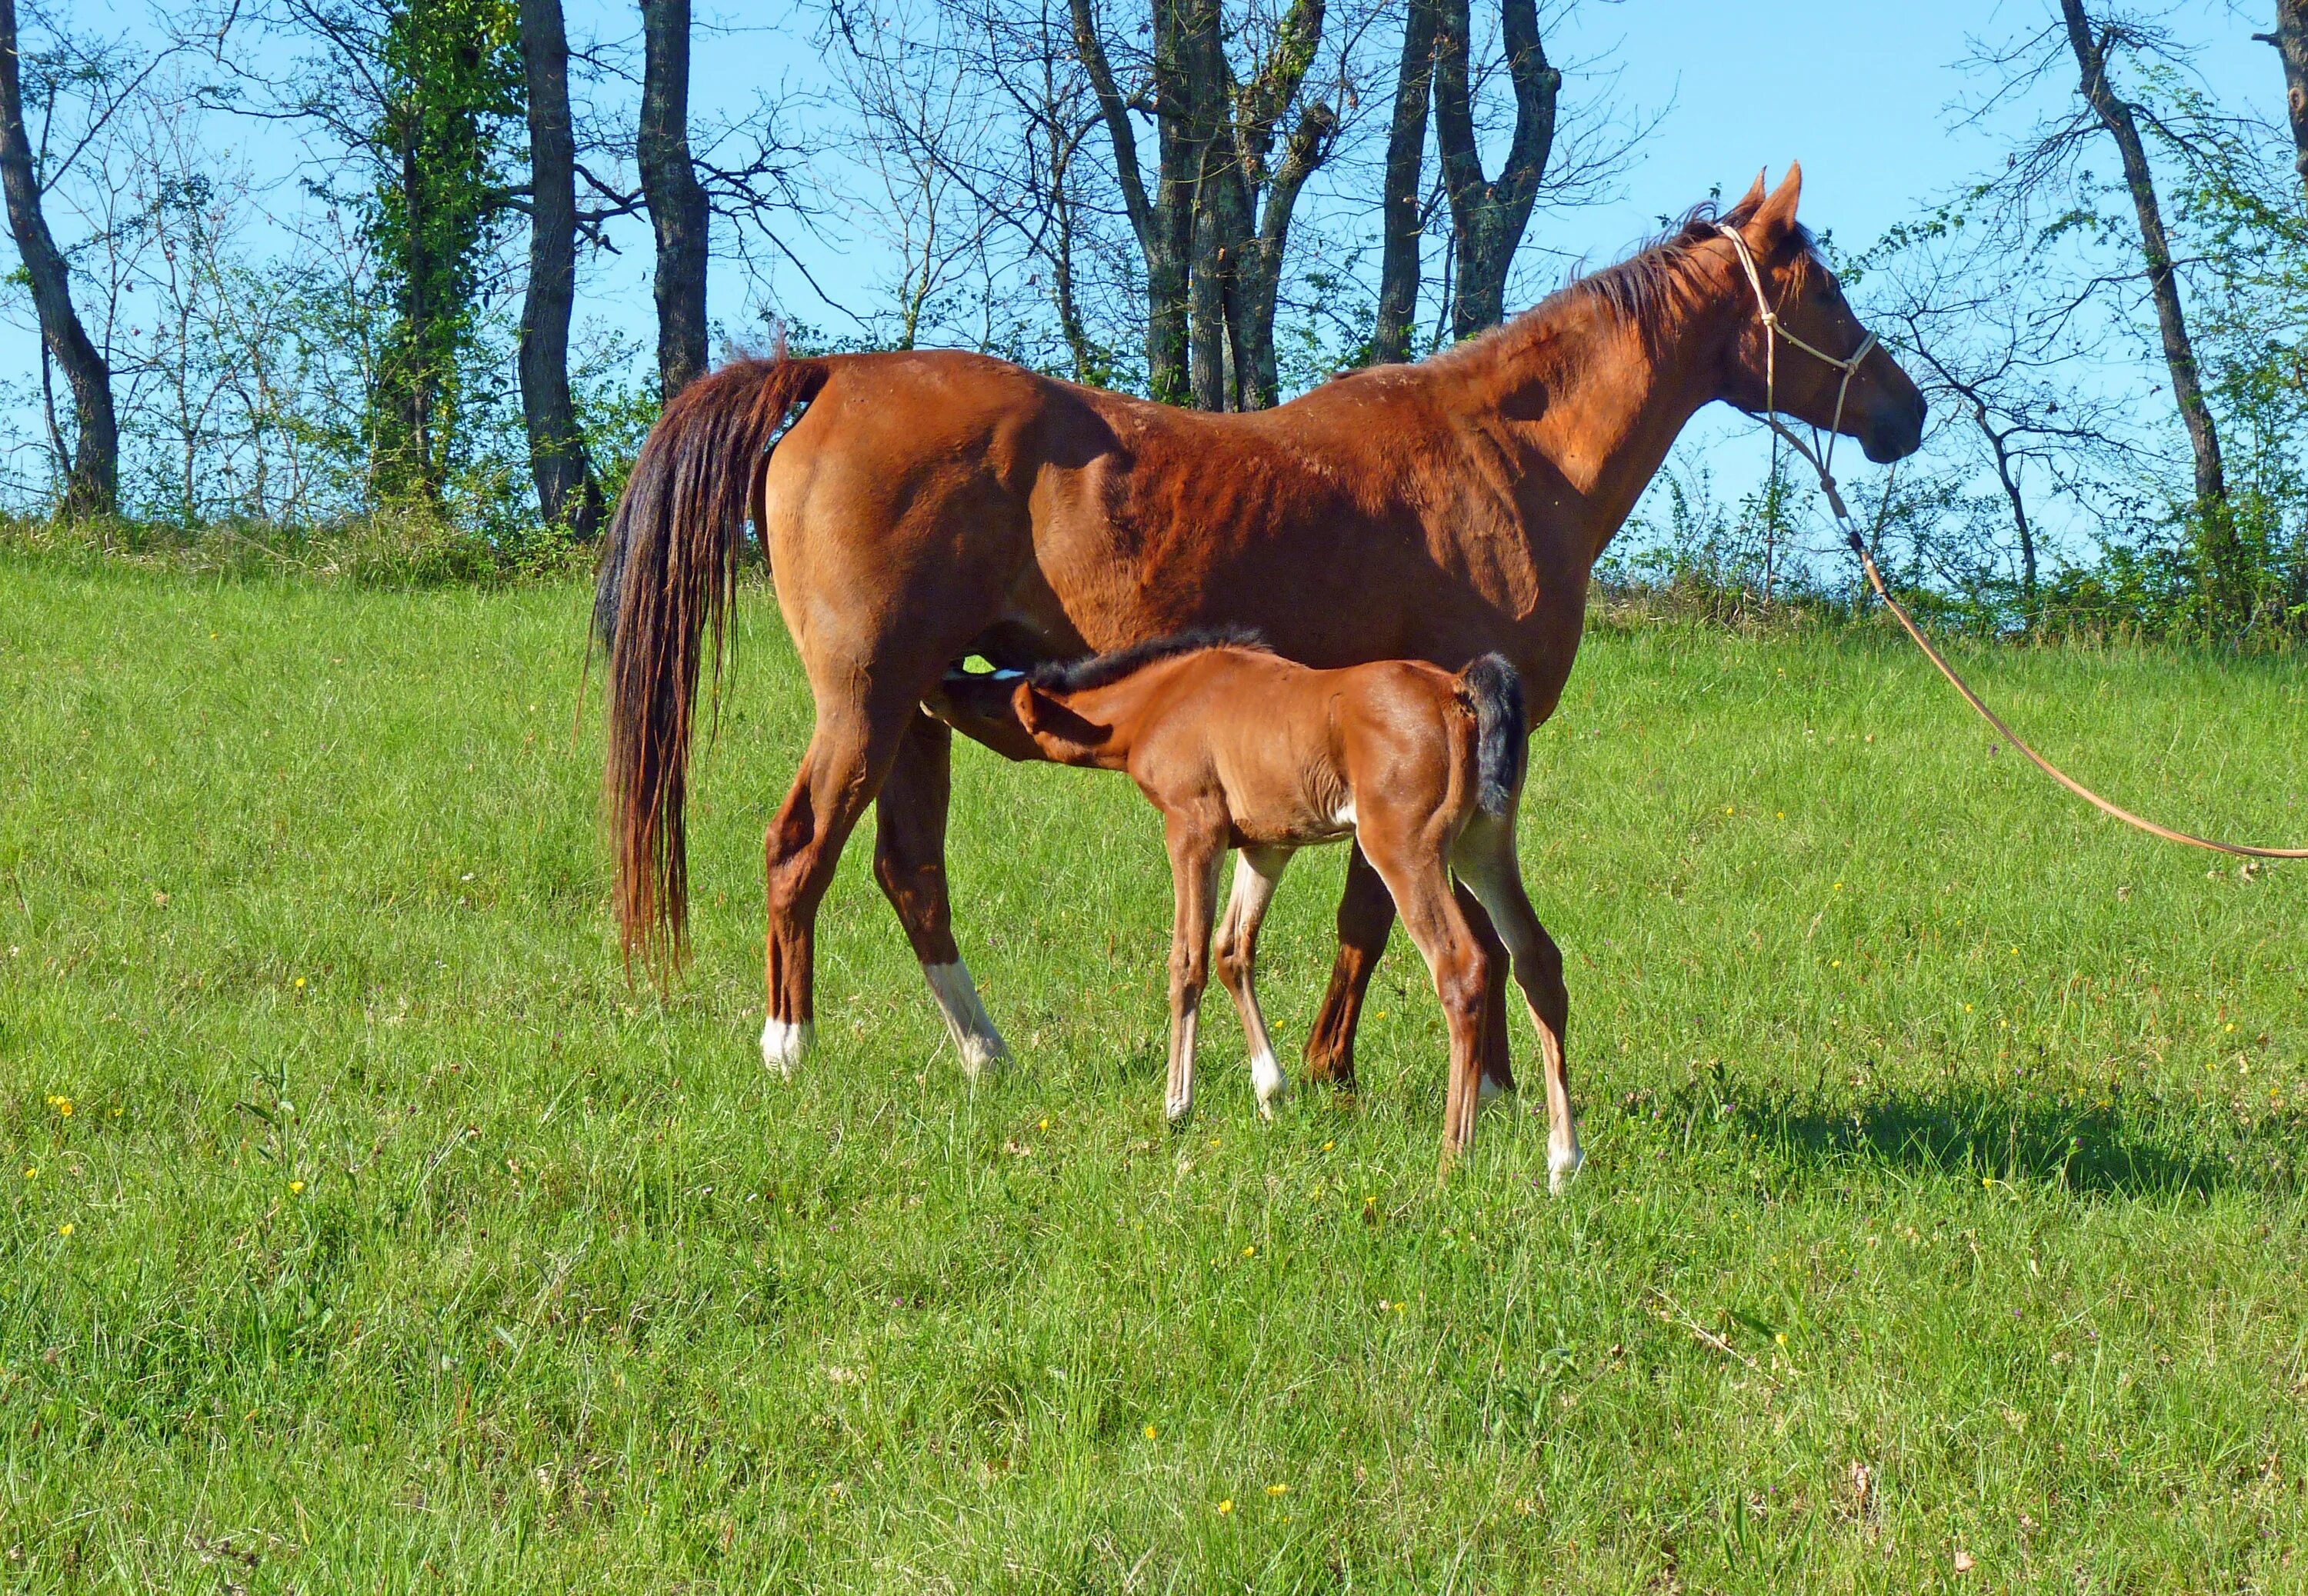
<box><xmin>1735</xmin><ymin>168</ymin><xmax>1767</xmax><ymax>213</ymax></box>
<box><xmin>1012</xmin><ymin>681</ymin><xmax>1113</xmax><ymax>765</ymax></box>
<box><xmin>1749</xmin><ymin>162</ymin><xmax>1803</xmax><ymax>246</ymax></box>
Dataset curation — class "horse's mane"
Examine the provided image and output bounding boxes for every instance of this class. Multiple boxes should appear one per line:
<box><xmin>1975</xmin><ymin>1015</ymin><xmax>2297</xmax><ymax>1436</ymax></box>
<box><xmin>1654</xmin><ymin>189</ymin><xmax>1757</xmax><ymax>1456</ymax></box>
<box><xmin>1436</xmin><ymin>192</ymin><xmax>1821</xmax><ymax>361</ymax></box>
<box><xmin>1030</xmin><ymin>626</ymin><xmax>1271</xmax><ymax>695</ymax></box>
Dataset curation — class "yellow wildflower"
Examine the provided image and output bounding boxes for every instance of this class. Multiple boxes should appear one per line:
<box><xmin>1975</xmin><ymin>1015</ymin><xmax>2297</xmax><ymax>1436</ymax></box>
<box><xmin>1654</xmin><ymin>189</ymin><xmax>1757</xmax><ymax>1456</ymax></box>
<box><xmin>1266</xmin><ymin>1484</ymin><xmax>1289</xmax><ymax>1497</ymax></box>
<box><xmin>57</xmin><ymin>1223</ymin><xmax>72</xmax><ymax>1237</ymax></box>
<box><xmin>46</xmin><ymin>1095</ymin><xmax>71</xmax><ymax>1117</ymax></box>
<box><xmin>289</xmin><ymin>1181</ymin><xmax>305</xmax><ymax>1195</ymax></box>
<box><xmin>1216</xmin><ymin>1499</ymin><xmax>1232</xmax><ymax>1515</ymax></box>
<box><xmin>1143</xmin><ymin>1424</ymin><xmax>1158</xmax><ymax>1441</ymax></box>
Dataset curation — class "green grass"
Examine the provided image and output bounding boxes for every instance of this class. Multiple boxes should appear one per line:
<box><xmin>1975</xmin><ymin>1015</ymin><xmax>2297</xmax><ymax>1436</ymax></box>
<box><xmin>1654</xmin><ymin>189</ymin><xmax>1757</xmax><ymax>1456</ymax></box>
<box><xmin>4</xmin><ymin>556</ymin><xmax>2306</xmax><ymax>1593</ymax></box>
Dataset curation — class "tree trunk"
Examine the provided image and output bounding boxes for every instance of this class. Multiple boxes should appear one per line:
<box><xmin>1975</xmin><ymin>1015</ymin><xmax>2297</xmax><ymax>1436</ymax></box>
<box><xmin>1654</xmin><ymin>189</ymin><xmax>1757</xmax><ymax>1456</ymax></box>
<box><xmin>1072</xmin><ymin>0</ymin><xmax>1196</xmax><ymax>402</ymax></box>
<box><xmin>2260</xmin><ymin>2</ymin><xmax>2308</xmax><ymax>205</ymax></box>
<box><xmin>1216</xmin><ymin>0</ymin><xmax>1329</xmax><ymax>408</ymax></box>
<box><xmin>1432</xmin><ymin>0</ymin><xmax>1557</xmax><ymax>340</ymax></box>
<box><xmin>0</xmin><ymin>0</ymin><xmax>117</xmax><ymax>517</ymax></box>
<box><xmin>2060</xmin><ymin>0</ymin><xmax>2239</xmax><ymax>617</ymax></box>
<box><xmin>519</xmin><ymin>0</ymin><xmax>601</xmax><ymax>537</ymax></box>
<box><xmin>2061</xmin><ymin>0</ymin><xmax>2223</xmax><ymax>512</ymax></box>
<box><xmin>639</xmin><ymin>0</ymin><xmax>710</xmax><ymax>400</ymax></box>
<box><xmin>1372</xmin><ymin>0</ymin><xmax>1439</xmax><ymax>365</ymax></box>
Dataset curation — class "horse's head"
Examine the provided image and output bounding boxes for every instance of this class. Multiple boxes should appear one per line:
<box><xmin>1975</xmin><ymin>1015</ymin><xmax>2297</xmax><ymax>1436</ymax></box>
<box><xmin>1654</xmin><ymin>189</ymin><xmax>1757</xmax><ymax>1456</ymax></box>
<box><xmin>1715</xmin><ymin>165</ymin><xmax>1925</xmax><ymax>465</ymax></box>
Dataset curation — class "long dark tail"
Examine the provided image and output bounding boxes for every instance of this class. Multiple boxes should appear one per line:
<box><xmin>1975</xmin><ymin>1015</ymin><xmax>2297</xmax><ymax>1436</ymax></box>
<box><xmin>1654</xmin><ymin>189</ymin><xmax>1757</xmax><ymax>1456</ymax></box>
<box><xmin>596</xmin><ymin>354</ymin><xmax>829</xmax><ymax>978</ymax></box>
<box><xmin>1456</xmin><ymin>653</ymin><xmax>1527</xmax><ymax>818</ymax></box>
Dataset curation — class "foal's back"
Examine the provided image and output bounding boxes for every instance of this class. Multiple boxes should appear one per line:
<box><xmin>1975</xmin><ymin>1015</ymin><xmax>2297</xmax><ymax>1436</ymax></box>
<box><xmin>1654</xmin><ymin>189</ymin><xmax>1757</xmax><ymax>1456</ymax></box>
<box><xmin>1120</xmin><ymin>650</ymin><xmax>1481</xmax><ymax>848</ymax></box>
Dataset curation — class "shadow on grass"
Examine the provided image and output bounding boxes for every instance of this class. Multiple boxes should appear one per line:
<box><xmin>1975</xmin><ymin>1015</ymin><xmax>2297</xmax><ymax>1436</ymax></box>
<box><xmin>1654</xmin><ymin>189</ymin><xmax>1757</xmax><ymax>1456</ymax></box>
<box><xmin>1629</xmin><ymin>1078</ymin><xmax>2305</xmax><ymax>1200</ymax></box>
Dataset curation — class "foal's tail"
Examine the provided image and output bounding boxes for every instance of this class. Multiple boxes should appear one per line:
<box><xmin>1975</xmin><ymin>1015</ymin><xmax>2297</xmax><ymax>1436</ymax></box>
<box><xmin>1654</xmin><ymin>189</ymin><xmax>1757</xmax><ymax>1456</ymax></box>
<box><xmin>595</xmin><ymin>353</ymin><xmax>829</xmax><ymax>978</ymax></box>
<box><xmin>1456</xmin><ymin>653</ymin><xmax>1527</xmax><ymax>818</ymax></box>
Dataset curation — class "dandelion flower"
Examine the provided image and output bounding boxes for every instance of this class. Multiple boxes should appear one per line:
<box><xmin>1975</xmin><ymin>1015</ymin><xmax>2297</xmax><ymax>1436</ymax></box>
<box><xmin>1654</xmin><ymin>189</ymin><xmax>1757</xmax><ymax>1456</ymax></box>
<box><xmin>22</xmin><ymin>1167</ymin><xmax>34</xmax><ymax>1181</ymax></box>
<box><xmin>1143</xmin><ymin>1424</ymin><xmax>1158</xmax><ymax>1441</ymax></box>
<box><xmin>295</xmin><ymin>977</ymin><xmax>306</xmax><ymax>988</ymax></box>
<box><xmin>1242</xmin><ymin>1244</ymin><xmax>1256</xmax><ymax>1258</ymax></box>
<box><xmin>289</xmin><ymin>1181</ymin><xmax>305</xmax><ymax>1195</ymax></box>
<box><xmin>1216</xmin><ymin>1499</ymin><xmax>1232</xmax><ymax>1515</ymax></box>
<box><xmin>1037</xmin><ymin>1117</ymin><xmax>1049</xmax><ymax>1131</ymax></box>
<box><xmin>1322</xmin><ymin>1141</ymin><xmax>1334</xmax><ymax>1151</ymax></box>
<box><xmin>57</xmin><ymin>1223</ymin><xmax>72</xmax><ymax>1237</ymax></box>
<box><xmin>1774</xmin><ymin>1331</ymin><xmax>1786</xmax><ymax>1347</ymax></box>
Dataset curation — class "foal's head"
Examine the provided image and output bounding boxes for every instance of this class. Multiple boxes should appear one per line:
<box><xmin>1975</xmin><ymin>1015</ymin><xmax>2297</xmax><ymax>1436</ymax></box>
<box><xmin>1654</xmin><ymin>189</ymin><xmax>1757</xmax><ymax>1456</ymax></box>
<box><xmin>1709</xmin><ymin>165</ymin><xmax>1926</xmax><ymax>465</ymax></box>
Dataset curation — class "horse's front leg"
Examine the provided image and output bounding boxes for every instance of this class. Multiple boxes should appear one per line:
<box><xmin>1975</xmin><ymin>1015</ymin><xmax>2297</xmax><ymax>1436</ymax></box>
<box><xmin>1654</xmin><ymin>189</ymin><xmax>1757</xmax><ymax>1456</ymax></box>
<box><xmin>1306</xmin><ymin>845</ymin><xmax>1515</xmax><ymax>1095</ymax></box>
<box><xmin>874</xmin><ymin>708</ymin><xmax>1012</xmax><ymax>1078</ymax></box>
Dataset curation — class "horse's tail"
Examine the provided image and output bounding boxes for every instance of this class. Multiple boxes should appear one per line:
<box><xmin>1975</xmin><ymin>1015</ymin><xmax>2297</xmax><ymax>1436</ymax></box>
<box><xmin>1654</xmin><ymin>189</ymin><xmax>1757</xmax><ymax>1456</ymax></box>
<box><xmin>1456</xmin><ymin>653</ymin><xmax>1527</xmax><ymax>819</ymax></box>
<box><xmin>596</xmin><ymin>353</ymin><xmax>829</xmax><ymax>978</ymax></box>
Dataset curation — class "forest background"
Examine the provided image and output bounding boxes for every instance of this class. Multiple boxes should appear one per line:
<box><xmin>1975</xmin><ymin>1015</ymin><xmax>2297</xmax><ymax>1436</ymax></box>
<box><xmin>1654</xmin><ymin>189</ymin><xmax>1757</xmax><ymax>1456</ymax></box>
<box><xmin>5</xmin><ymin>0</ymin><xmax>2308</xmax><ymax>640</ymax></box>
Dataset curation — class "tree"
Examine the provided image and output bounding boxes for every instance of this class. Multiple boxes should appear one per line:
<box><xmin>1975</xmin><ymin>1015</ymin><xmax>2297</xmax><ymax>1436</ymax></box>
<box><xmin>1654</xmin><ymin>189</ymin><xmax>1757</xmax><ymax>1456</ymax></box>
<box><xmin>2256</xmin><ymin>0</ymin><xmax>2308</xmax><ymax>204</ymax></box>
<box><xmin>1073</xmin><ymin>0</ymin><xmax>1342</xmax><ymax>408</ymax></box>
<box><xmin>1431</xmin><ymin>0</ymin><xmax>1556</xmax><ymax>338</ymax></box>
<box><xmin>517</xmin><ymin>0</ymin><xmax>601</xmax><ymax>535</ymax></box>
<box><xmin>369</xmin><ymin>0</ymin><xmax>523</xmax><ymax>502</ymax></box>
<box><xmin>0</xmin><ymin>0</ymin><xmax>120</xmax><ymax>515</ymax></box>
<box><xmin>639</xmin><ymin>0</ymin><xmax>709</xmax><ymax>399</ymax></box>
<box><xmin>1370</xmin><ymin>0</ymin><xmax>1438</xmax><ymax>364</ymax></box>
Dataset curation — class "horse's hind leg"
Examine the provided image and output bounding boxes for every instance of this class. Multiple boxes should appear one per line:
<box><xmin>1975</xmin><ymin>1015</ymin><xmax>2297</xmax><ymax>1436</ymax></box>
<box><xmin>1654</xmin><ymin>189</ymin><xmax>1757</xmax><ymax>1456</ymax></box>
<box><xmin>761</xmin><ymin>698</ymin><xmax>909</xmax><ymax>1075</ymax></box>
<box><xmin>1455</xmin><ymin>815</ymin><xmax>1581</xmax><ymax>1191</ymax></box>
<box><xmin>1212</xmin><ymin>845</ymin><xmax>1292</xmax><ymax>1118</ymax></box>
<box><xmin>874</xmin><ymin>709</ymin><xmax>1010</xmax><ymax>1078</ymax></box>
<box><xmin>1305</xmin><ymin>842</ymin><xmax>1516</xmax><ymax>1095</ymax></box>
<box><xmin>1302</xmin><ymin>843</ymin><xmax>1391</xmax><ymax>1090</ymax></box>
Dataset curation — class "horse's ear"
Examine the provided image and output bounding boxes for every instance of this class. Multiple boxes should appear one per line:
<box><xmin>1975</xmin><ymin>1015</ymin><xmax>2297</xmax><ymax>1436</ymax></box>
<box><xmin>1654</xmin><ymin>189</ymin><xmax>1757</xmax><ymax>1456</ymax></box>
<box><xmin>1735</xmin><ymin>168</ymin><xmax>1767</xmax><ymax>214</ymax></box>
<box><xmin>1749</xmin><ymin>162</ymin><xmax>1802</xmax><ymax>245</ymax></box>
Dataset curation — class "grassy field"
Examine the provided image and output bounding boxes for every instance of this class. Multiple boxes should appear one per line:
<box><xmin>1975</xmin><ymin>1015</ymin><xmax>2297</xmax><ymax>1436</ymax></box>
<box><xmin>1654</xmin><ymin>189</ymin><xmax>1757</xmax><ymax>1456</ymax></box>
<box><xmin>3</xmin><ymin>555</ymin><xmax>2306</xmax><ymax>1593</ymax></box>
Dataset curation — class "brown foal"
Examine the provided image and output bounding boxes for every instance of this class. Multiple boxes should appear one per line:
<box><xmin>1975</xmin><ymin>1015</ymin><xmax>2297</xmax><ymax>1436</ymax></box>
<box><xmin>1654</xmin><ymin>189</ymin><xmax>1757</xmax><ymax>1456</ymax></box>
<box><xmin>931</xmin><ymin>635</ymin><xmax>1581</xmax><ymax>1185</ymax></box>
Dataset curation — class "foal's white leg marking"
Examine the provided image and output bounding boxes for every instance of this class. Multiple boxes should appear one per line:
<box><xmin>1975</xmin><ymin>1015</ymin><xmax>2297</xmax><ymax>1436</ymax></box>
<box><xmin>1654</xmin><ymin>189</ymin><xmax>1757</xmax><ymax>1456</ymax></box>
<box><xmin>922</xmin><ymin>959</ymin><xmax>1011</xmax><ymax>1080</ymax></box>
<box><xmin>1221</xmin><ymin>848</ymin><xmax>1293</xmax><ymax>1119</ymax></box>
<box><xmin>761</xmin><ymin>1015</ymin><xmax>815</xmax><ymax>1078</ymax></box>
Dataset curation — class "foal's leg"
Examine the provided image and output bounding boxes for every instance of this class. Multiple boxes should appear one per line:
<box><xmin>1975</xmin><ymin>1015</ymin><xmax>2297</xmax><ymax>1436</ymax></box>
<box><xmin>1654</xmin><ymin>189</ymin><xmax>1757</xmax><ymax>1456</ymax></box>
<box><xmin>1306</xmin><ymin>843</ymin><xmax>1516</xmax><ymax>1096</ymax></box>
<box><xmin>1162</xmin><ymin>815</ymin><xmax>1229</xmax><ymax>1128</ymax></box>
<box><xmin>1212</xmin><ymin>845</ymin><xmax>1293</xmax><ymax>1118</ymax></box>
<box><xmin>874</xmin><ymin>708</ymin><xmax>1010</xmax><ymax>1078</ymax></box>
<box><xmin>1359</xmin><ymin>835</ymin><xmax>1493</xmax><ymax>1174</ymax></box>
<box><xmin>1456</xmin><ymin>815</ymin><xmax>1582</xmax><ymax>1192</ymax></box>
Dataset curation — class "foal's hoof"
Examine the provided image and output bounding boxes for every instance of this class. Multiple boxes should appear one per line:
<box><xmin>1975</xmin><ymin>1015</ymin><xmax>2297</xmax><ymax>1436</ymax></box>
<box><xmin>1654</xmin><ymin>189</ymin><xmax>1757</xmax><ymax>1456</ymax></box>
<box><xmin>1547</xmin><ymin>1145</ymin><xmax>1585</xmax><ymax>1195</ymax></box>
<box><xmin>761</xmin><ymin>1016</ymin><xmax>814</xmax><ymax>1078</ymax></box>
<box><xmin>1251</xmin><ymin>1050</ymin><xmax>1288</xmax><ymax>1121</ymax></box>
<box><xmin>1166</xmin><ymin>1098</ymin><xmax>1194</xmax><ymax>1131</ymax></box>
<box><xmin>1478</xmin><ymin>1073</ymin><xmax>1511</xmax><ymax>1101</ymax></box>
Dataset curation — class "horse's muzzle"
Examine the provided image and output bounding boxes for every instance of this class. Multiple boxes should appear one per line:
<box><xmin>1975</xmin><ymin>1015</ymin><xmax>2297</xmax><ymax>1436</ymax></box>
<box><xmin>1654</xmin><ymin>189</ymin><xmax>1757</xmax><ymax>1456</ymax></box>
<box><xmin>1862</xmin><ymin>391</ymin><xmax>1928</xmax><ymax>464</ymax></box>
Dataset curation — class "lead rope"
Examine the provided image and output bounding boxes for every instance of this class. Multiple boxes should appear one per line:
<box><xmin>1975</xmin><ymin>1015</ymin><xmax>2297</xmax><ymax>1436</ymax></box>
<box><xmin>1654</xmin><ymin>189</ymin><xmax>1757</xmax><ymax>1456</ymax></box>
<box><xmin>1715</xmin><ymin>224</ymin><xmax>2308</xmax><ymax>861</ymax></box>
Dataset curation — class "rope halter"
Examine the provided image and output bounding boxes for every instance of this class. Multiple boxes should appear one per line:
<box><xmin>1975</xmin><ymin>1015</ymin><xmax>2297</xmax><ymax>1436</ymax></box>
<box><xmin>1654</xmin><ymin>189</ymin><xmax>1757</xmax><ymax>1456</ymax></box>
<box><xmin>1713</xmin><ymin>222</ymin><xmax>1877</xmax><ymax>538</ymax></box>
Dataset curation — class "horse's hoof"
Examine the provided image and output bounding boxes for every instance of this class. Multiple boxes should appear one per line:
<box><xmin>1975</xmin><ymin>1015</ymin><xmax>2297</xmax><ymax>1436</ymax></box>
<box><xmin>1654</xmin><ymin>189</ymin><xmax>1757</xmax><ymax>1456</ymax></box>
<box><xmin>1252</xmin><ymin>1050</ymin><xmax>1287</xmax><ymax>1119</ymax></box>
<box><xmin>1548</xmin><ymin>1145</ymin><xmax>1585</xmax><ymax>1195</ymax></box>
<box><xmin>1478</xmin><ymin>1072</ymin><xmax>1513</xmax><ymax>1101</ymax></box>
<box><xmin>761</xmin><ymin>1016</ymin><xmax>813</xmax><ymax>1078</ymax></box>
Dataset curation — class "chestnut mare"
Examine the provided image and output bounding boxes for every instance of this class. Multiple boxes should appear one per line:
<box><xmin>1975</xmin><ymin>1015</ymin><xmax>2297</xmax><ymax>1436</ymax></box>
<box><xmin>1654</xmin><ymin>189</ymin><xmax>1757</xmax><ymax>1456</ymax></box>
<box><xmin>595</xmin><ymin>166</ymin><xmax>1926</xmax><ymax>1105</ymax></box>
<box><xmin>929</xmin><ymin>637</ymin><xmax>1573</xmax><ymax>1181</ymax></box>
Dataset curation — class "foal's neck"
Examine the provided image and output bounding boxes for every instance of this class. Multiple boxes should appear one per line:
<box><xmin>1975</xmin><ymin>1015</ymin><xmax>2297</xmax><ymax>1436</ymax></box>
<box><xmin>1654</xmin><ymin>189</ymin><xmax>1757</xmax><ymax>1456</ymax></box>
<box><xmin>1449</xmin><ymin>258</ymin><xmax>1741</xmax><ymax>562</ymax></box>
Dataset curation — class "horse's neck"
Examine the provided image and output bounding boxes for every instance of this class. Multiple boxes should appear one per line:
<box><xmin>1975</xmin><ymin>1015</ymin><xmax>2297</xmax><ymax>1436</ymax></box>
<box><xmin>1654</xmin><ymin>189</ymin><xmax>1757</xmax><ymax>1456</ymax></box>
<box><xmin>1453</xmin><ymin>288</ymin><xmax>1735</xmax><ymax>563</ymax></box>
